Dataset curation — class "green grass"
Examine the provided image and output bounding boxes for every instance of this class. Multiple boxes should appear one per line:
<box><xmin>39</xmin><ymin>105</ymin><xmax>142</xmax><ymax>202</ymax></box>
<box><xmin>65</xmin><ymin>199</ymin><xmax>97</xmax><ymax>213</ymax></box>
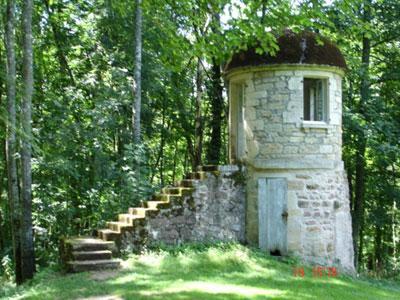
<box><xmin>1</xmin><ymin>243</ymin><xmax>399</xmax><ymax>300</ymax></box>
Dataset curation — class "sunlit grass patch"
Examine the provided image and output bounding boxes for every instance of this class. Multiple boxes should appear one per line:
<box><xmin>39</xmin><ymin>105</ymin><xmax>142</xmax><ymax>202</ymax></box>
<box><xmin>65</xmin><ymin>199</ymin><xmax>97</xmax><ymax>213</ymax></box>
<box><xmin>1</xmin><ymin>243</ymin><xmax>399</xmax><ymax>300</ymax></box>
<box><xmin>145</xmin><ymin>281</ymin><xmax>286</xmax><ymax>298</ymax></box>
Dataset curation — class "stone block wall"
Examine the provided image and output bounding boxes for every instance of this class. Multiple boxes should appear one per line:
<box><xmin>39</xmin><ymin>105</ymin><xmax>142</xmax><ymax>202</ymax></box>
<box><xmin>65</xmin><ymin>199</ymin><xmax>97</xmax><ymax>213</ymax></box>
<box><xmin>227</xmin><ymin>65</ymin><xmax>354</xmax><ymax>272</ymax></box>
<box><xmin>246</xmin><ymin>168</ymin><xmax>354</xmax><ymax>271</ymax></box>
<box><xmin>120</xmin><ymin>166</ymin><xmax>246</xmax><ymax>252</ymax></box>
<box><xmin>233</xmin><ymin>67</ymin><xmax>344</xmax><ymax>166</ymax></box>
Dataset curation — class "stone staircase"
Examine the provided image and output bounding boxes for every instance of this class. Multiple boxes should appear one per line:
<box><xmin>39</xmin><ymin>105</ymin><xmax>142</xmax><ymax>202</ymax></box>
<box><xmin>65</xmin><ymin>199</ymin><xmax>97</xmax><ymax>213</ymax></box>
<box><xmin>60</xmin><ymin>166</ymin><xmax>215</xmax><ymax>272</ymax></box>
<box><xmin>60</xmin><ymin>237</ymin><xmax>120</xmax><ymax>272</ymax></box>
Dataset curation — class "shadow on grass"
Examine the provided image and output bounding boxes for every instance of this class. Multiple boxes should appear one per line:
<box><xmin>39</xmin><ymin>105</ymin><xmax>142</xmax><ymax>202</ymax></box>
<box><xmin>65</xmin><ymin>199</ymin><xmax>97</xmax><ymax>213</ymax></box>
<box><xmin>4</xmin><ymin>244</ymin><xmax>400</xmax><ymax>300</ymax></box>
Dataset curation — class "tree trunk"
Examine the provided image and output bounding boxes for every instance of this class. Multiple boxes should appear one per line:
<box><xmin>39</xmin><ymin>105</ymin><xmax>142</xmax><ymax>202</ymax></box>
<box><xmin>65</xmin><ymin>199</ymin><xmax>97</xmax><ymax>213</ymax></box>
<box><xmin>352</xmin><ymin>6</ymin><xmax>371</xmax><ymax>268</ymax></box>
<box><xmin>150</xmin><ymin>107</ymin><xmax>166</xmax><ymax>184</ymax></box>
<box><xmin>43</xmin><ymin>0</ymin><xmax>75</xmax><ymax>85</ymax></box>
<box><xmin>132</xmin><ymin>0</ymin><xmax>142</xmax><ymax>144</ymax></box>
<box><xmin>392</xmin><ymin>204</ymin><xmax>397</xmax><ymax>260</ymax></box>
<box><xmin>20</xmin><ymin>0</ymin><xmax>35</xmax><ymax>282</ymax></box>
<box><xmin>5</xmin><ymin>0</ymin><xmax>22</xmax><ymax>285</ymax></box>
<box><xmin>353</xmin><ymin>133</ymin><xmax>366</xmax><ymax>267</ymax></box>
<box><xmin>171</xmin><ymin>138</ymin><xmax>178</xmax><ymax>184</ymax></box>
<box><xmin>193</xmin><ymin>57</ymin><xmax>203</xmax><ymax>170</ymax></box>
<box><xmin>0</xmin><ymin>141</ymin><xmax>6</xmax><ymax>253</ymax></box>
<box><xmin>0</xmin><ymin>210</ymin><xmax>3</xmax><ymax>252</ymax></box>
<box><xmin>374</xmin><ymin>226</ymin><xmax>383</xmax><ymax>273</ymax></box>
<box><xmin>347</xmin><ymin>167</ymin><xmax>354</xmax><ymax>211</ymax></box>
<box><xmin>206</xmin><ymin>59</ymin><xmax>223</xmax><ymax>165</ymax></box>
<box><xmin>159</xmin><ymin>111</ymin><xmax>166</xmax><ymax>186</ymax></box>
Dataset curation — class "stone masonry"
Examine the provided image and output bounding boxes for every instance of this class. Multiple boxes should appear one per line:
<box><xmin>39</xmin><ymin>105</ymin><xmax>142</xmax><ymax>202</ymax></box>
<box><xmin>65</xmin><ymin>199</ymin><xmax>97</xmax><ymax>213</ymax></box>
<box><xmin>61</xmin><ymin>165</ymin><xmax>246</xmax><ymax>272</ymax></box>
<box><xmin>227</xmin><ymin>65</ymin><xmax>355</xmax><ymax>272</ymax></box>
<box><xmin>120</xmin><ymin>166</ymin><xmax>246</xmax><ymax>252</ymax></box>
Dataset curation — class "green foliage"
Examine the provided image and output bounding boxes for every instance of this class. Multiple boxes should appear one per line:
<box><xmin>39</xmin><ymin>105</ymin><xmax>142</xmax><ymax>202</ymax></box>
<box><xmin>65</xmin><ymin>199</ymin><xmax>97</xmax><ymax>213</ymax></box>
<box><xmin>322</xmin><ymin>0</ymin><xmax>400</xmax><ymax>275</ymax></box>
<box><xmin>1</xmin><ymin>255</ymin><xmax>13</xmax><ymax>282</ymax></box>
<box><xmin>120</xmin><ymin>143</ymin><xmax>154</xmax><ymax>207</ymax></box>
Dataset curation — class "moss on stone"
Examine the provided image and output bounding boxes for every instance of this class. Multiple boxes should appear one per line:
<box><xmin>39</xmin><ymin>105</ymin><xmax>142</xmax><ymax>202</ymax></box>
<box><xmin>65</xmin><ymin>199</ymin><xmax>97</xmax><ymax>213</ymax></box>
<box><xmin>225</xmin><ymin>30</ymin><xmax>346</xmax><ymax>72</ymax></box>
<box><xmin>186</xmin><ymin>196</ymin><xmax>196</xmax><ymax>211</ymax></box>
<box><xmin>225</xmin><ymin>170</ymin><xmax>247</xmax><ymax>187</ymax></box>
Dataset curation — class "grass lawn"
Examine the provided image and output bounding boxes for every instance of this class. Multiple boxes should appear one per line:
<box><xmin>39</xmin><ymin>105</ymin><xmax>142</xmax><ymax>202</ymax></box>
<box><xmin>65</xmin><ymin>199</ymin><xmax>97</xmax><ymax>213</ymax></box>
<box><xmin>1</xmin><ymin>243</ymin><xmax>399</xmax><ymax>300</ymax></box>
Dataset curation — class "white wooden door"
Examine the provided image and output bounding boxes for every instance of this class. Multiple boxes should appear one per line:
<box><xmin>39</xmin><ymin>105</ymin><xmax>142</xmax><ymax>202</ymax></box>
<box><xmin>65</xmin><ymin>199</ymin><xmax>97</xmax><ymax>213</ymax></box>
<box><xmin>258</xmin><ymin>178</ymin><xmax>288</xmax><ymax>255</ymax></box>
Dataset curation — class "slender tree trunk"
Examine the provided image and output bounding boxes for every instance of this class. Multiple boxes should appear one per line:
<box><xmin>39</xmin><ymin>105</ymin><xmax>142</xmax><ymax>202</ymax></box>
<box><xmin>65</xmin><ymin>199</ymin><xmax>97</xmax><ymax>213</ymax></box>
<box><xmin>391</xmin><ymin>164</ymin><xmax>397</xmax><ymax>262</ymax></box>
<box><xmin>353</xmin><ymin>133</ymin><xmax>366</xmax><ymax>267</ymax></box>
<box><xmin>0</xmin><ymin>141</ymin><xmax>5</xmax><ymax>253</ymax></box>
<box><xmin>0</xmin><ymin>44</ymin><xmax>3</xmax><ymax>103</ymax></box>
<box><xmin>159</xmin><ymin>148</ymin><xmax>164</xmax><ymax>186</ymax></box>
<box><xmin>0</xmin><ymin>210</ymin><xmax>3</xmax><ymax>252</ymax></box>
<box><xmin>193</xmin><ymin>57</ymin><xmax>203</xmax><ymax>169</ymax></box>
<box><xmin>131</xmin><ymin>0</ymin><xmax>143</xmax><ymax>200</ymax></box>
<box><xmin>260</xmin><ymin>1</ymin><xmax>267</xmax><ymax>24</ymax></box>
<box><xmin>358</xmin><ymin>216</ymin><xmax>365</xmax><ymax>268</ymax></box>
<box><xmin>347</xmin><ymin>167</ymin><xmax>354</xmax><ymax>211</ymax></box>
<box><xmin>206</xmin><ymin>59</ymin><xmax>223</xmax><ymax>165</ymax></box>
<box><xmin>0</xmin><ymin>50</ymin><xmax>3</xmax><ymax>212</ymax></box>
<box><xmin>150</xmin><ymin>107</ymin><xmax>166</xmax><ymax>184</ymax></box>
<box><xmin>20</xmin><ymin>0</ymin><xmax>35</xmax><ymax>282</ymax></box>
<box><xmin>392</xmin><ymin>203</ymin><xmax>397</xmax><ymax>259</ymax></box>
<box><xmin>43</xmin><ymin>0</ymin><xmax>75</xmax><ymax>85</ymax></box>
<box><xmin>205</xmin><ymin>13</ymin><xmax>223</xmax><ymax>165</ymax></box>
<box><xmin>159</xmin><ymin>112</ymin><xmax>166</xmax><ymax>186</ymax></box>
<box><xmin>184</xmin><ymin>144</ymin><xmax>189</xmax><ymax>175</ymax></box>
<box><xmin>374</xmin><ymin>226</ymin><xmax>383</xmax><ymax>273</ymax></box>
<box><xmin>171</xmin><ymin>138</ymin><xmax>178</xmax><ymax>184</ymax></box>
<box><xmin>88</xmin><ymin>60</ymin><xmax>103</xmax><ymax>190</ymax></box>
<box><xmin>5</xmin><ymin>0</ymin><xmax>22</xmax><ymax>285</ymax></box>
<box><xmin>352</xmin><ymin>24</ymin><xmax>371</xmax><ymax>270</ymax></box>
<box><xmin>35</xmin><ymin>45</ymin><xmax>45</xmax><ymax>106</ymax></box>
<box><xmin>132</xmin><ymin>0</ymin><xmax>142</xmax><ymax>144</ymax></box>
<box><xmin>117</xmin><ymin>129</ymin><xmax>124</xmax><ymax>156</ymax></box>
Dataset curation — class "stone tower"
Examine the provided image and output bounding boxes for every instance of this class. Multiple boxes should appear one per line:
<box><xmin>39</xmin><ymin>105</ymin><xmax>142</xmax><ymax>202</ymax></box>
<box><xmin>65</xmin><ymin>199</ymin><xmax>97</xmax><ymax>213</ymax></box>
<box><xmin>225</xmin><ymin>31</ymin><xmax>354</xmax><ymax>272</ymax></box>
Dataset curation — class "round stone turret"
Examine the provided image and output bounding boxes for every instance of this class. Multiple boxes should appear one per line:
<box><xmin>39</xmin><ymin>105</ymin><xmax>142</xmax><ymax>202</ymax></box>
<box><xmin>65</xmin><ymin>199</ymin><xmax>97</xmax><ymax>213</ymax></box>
<box><xmin>225</xmin><ymin>31</ymin><xmax>354</xmax><ymax>272</ymax></box>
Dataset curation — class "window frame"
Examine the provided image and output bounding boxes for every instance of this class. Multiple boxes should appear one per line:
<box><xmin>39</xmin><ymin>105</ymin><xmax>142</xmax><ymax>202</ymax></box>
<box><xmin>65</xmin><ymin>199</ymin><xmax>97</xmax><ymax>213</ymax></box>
<box><xmin>229</xmin><ymin>81</ymin><xmax>246</xmax><ymax>163</ymax></box>
<box><xmin>302</xmin><ymin>77</ymin><xmax>330</xmax><ymax>125</ymax></box>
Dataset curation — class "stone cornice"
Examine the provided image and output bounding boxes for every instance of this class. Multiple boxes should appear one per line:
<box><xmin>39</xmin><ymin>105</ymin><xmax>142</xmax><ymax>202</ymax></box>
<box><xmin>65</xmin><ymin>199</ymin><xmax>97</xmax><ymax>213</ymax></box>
<box><xmin>224</xmin><ymin>64</ymin><xmax>345</xmax><ymax>80</ymax></box>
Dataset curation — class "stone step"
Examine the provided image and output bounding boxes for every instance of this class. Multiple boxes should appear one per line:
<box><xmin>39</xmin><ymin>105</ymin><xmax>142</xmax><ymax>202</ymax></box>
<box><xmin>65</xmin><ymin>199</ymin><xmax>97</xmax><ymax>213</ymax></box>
<box><xmin>152</xmin><ymin>194</ymin><xmax>181</xmax><ymax>202</ymax></box>
<box><xmin>128</xmin><ymin>207</ymin><xmax>158</xmax><ymax>217</ymax></box>
<box><xmin>71</xmin><ymin>250</ymin><xmax>112</xmax><ymax>261</ymax></box>
<box><xmin>65</xmin><ymin>237</ymin><xmax>115</xmax><ymax>252</ymax></box>
<box><xmin>179</xmin><ymin>187</ymin><xmax>195</xmax><ymax>195</ymax></box>
<box><xmin>162</xmin><ymin>187</ymin><xmax>194</xmax><ymax>196</ymax></box>
<box><xmin>197</xmin><ymin>165</ymin><xmax>219</xmax><ymax>172</ymax></box>
<box><xmin>179</xmin><ymin>179</ymin><xmax>197</xmax><ymax>187</ymax></box>
<box><xmin>106</xmin><ymin>221</ymin><xmax>133</xmax><ymax>233</ymax></box>
<box><xmin>67</xmin><ymin>259</ymin><xmax>121</xmax><ymax>273</ymax></box>
<box><xmin>97</xmin><ymin>229</ymin><xmax>120</xmax><ymax>241</ymax></box>
<box><xmin>186</xmin><ymin>171</ymin><xmax>207</xmax><ymax>180</ymax></box>
<box><xmin>162</xmin><ymin>187</ymin><xmax>181</xmax><ymax>195</ymax></box>
<box><xmin>145</xmin><ymin>201</ymin><xmax>171</xmax><ymax>209</ymax></box>
<box><xmin>118</xmin><ymin>213</ymin><xmax>145</xmax><ymax>224</ymax></box>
